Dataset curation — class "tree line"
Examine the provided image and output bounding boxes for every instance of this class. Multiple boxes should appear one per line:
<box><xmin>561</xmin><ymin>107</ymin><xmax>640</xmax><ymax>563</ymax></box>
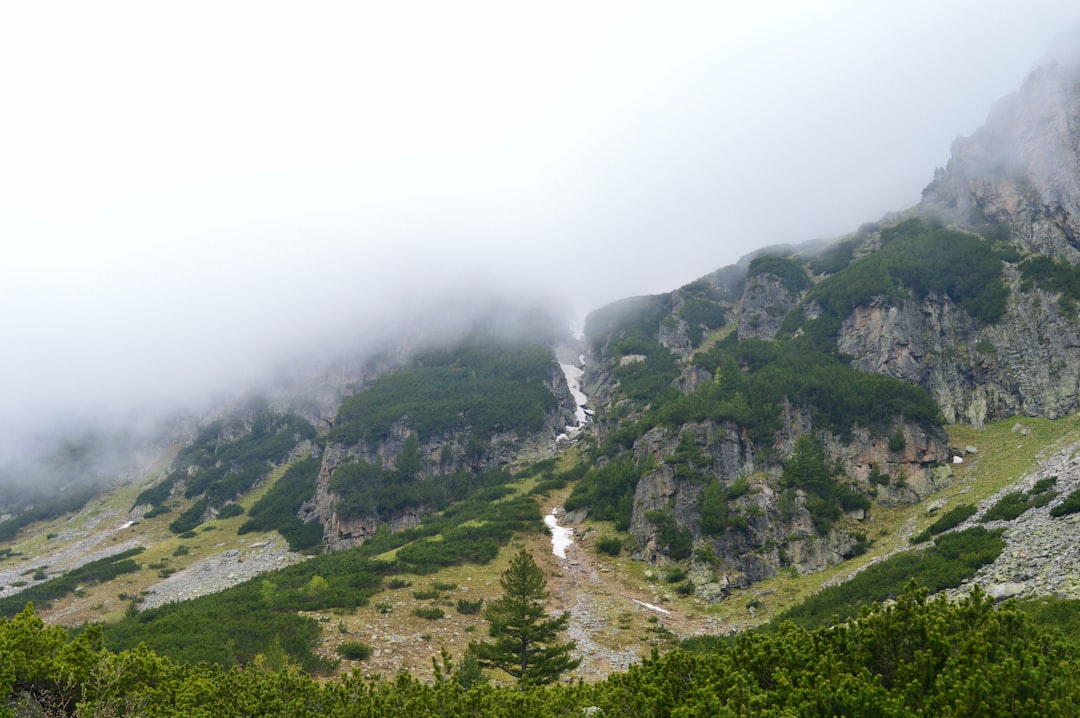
<box><xmin>5</xmin><ymin>580</ymin><xmax>1080</xmax><ymax>716</ymax></box>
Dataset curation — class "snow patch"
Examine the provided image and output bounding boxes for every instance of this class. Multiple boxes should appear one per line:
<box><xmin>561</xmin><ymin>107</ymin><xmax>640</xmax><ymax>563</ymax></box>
<box><xmin>631</xmin><ymin>598</ymin><xmax>672</xmax><ymax>616</ymax></box>
<box><xmin>545</xmin><ymin>509</ymin><xmax>574</xmax><ymax>559</ymax></box>
<box><xmin>559</xmin><ymin>362</ymin><xmax>589</xmax><ymax>428</ymax></box>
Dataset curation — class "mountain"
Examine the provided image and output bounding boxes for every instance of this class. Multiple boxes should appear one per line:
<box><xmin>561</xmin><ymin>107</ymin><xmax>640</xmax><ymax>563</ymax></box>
<box><xmin>5</xmin><ymin>42</ymin><xmax>1080</xmax><ymax>696</ymax></box>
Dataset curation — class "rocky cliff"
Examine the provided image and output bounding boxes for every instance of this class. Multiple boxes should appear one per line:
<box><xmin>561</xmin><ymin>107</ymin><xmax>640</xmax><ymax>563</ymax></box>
<box><xmin>921</xmin><ymin>53</ymin><xmax>1080</xmax><ymax>260</ymax></box>
<box><xmin>830</xmin><ymin>51</ymin><xmax>1080</xmax><ymax>427</ymax></box>
<box><xmin>837</xmin><ymin>276</ymin><xmax>1080</xmax><ymax>426</ymax></box>
<box><xmin>573</xmin><ymin>53</ymin><xmax>1080</xmax><ymax>594</ymax></box>
<box><xmin>305</xmin><ymin>352</ymin><xmax>578</xmax><ymax>552</ymax></box>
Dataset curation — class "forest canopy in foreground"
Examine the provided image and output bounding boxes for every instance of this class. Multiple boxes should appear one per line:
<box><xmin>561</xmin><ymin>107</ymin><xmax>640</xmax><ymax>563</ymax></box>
<box><xmin>4</xmin><ymin>583</ymin><xmax>1080</xmax><ymax>717</ymax></box>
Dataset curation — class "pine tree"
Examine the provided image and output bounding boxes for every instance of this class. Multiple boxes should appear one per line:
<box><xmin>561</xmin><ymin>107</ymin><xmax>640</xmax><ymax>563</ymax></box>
<box><xmin>472</xmin><ymin>550</ymin><xmax>580</xmax><ymax>685</ymax></box>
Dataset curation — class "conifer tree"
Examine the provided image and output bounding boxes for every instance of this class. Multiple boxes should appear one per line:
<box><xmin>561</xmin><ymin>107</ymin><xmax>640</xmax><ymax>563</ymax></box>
<box><xmin>472</xmin><ymin>550</ymin><xmax>579</xmax><ymax>685</ymax></box>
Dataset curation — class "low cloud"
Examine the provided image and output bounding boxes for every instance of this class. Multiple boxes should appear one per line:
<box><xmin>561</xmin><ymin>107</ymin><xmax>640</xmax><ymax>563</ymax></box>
<box><xmin>1</xmin><ymin>2</ymin><xmax>1077</xmax><ymax>468</ymax></box>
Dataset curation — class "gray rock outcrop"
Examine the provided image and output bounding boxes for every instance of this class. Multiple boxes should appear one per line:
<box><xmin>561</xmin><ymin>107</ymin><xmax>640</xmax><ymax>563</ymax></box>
<box><xmin>737</xmin><ymin>273</ymin><xmax>800</xmax><ymax>341</ymax></box>
<box><xmin>921</xmin><ymin>52</ymin><xmax>1080</xmax><ymax>260</ymax></box>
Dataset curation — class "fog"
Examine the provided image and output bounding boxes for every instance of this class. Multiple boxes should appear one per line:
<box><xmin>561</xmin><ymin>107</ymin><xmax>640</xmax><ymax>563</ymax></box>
<box><xmin>1</xmin><ymin>1</ymin><xmax>1077</xmax><ymax>467</ymax></box>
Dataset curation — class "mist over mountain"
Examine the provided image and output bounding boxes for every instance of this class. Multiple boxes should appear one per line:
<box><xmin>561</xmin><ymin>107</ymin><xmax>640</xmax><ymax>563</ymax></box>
<box><xmin>3</xmin><ymin>4</ymin><xmax>1078</xmax><ymax>472</ymax></box>
<box><xmin>12</xmin><ymin>11</ymin><xmax>1080</xmax><ymax>712</ymax></box>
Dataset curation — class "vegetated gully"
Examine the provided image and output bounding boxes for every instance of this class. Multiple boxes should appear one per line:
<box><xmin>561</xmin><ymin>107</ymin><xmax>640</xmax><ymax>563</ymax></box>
<box><xmin>543</xmin><ymin>357</ymin><xmax>717</xmax><ymax>678</ymax></box>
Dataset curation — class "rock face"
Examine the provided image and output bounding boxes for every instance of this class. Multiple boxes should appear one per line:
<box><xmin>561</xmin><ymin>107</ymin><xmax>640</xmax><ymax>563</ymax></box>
<box><xmin>921</xmin><ymin>54</ymin><xmax>1080</xmax><ymax>260</ymax></box>
<box><xmin>837</xmin><ymin>270</ymin><xmax>1080</xmax><ymax>427</ymax></box>
<box><xmin>625</xmin><ymin>414</ymin><xmax>948</xmax><ymax>597</ymax></box>
<box><xmin>304</xmin><ymin>361</ymin><xmax>578</xmax><ymax>552</ymax></box>
<box><xmin>826</xmin><ymin>51</ymin><xmax>1080</xmax><ymax>427</ymax></box>
<box><xmin>737</xmin><ymin>273</ymin><xmax>800</xmax><ymax>341</ymax></box>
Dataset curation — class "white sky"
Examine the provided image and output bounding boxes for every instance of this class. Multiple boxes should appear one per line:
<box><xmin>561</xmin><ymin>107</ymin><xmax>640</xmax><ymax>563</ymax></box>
<box><xmin>1</xmin><ymin>1</ymin><xmax>1078</xmax><ymax>457</ymax></box>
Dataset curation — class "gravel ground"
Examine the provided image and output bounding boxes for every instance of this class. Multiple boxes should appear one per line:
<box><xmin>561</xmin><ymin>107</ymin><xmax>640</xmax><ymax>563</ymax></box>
<box><xmin>140</xmin><ymin>535</ymin><xmax>308</xmax><ymax>609</ymax></box>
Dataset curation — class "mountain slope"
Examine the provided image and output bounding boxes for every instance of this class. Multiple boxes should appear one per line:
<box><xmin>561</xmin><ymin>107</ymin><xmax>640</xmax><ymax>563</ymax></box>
<box><xmin>6</xmin><ymin>44</ymin><xmax>1080</xmax><ymax>686</ymax></box>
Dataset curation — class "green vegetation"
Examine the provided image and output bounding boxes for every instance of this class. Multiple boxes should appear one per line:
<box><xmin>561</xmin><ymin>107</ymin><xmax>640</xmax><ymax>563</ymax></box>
<box><xmin>238</xmin><ymin>455</ymin><xmax>324</xmax><ymax>552</ymax></box>
<box><xmin>342</xmin><ymin>493</ymin><xmax>543</xmax><ymax>576</ymax></box>
<box><xmin>778</xmin><ymin>527</ymin><xmax>1006</xmax><ymax>630</ymax></box>
<box><xmin>803</xmin><ymin>217</ymin><xmax>1009</xmax><ymax>325</ymax></box>
<box><xmin>0</xmin><ymin>483</ymin><xmax>103</xmax><ymax>543</ymax></box>
<box><xmin>595</xmin><ymin>536</ymin><xmax>622</xmax><ymax>556</ymax></box>
<box><xmin>168</xmin><ymin>498</ymin><xmax>208</xmax><ymax>534</ymax></box>
<box><xmin>215</xmin><ymin>503</ymin><xmax>244</xmax><ymax>519</ymax></box>
<box><xmin>910</xmin><ymin>503</ymin><xmax>977</xmax><ymax>544</ymax></box>
<box><xmin>7</xmin><ymin>582</ymin><xmax>1080</xmax><ymax>716</ymax></box>
<box><xmin>782</xmin><ymin>434</ymin><xmax>870</xmax><ymax>533</ymax></box>
<box><xmin>101</xmin><ymin>549</ymin><xmax>390</xmax><ymax>671</ymax></box>
<box><xmin>564</xmin><ymin>457</ymin><xmax>641</xmax><ymax>531</ymax></box>
<box><xmin>583</xmin><ymin>294</ymin><xmax>672</xmax><ymax>354</ymax></box>
<box><xmin>134</xmin><ymin>411</ymin><xmax>316</xmax><ymax>535</ymax></box>
<box><xmin>456</xmin><ymin>598</ymin><xmax>484</xmax><ymax>615</ymax></box>
<box><xmin>328</xmin><ymin>337</ymin><xmax>558</xmax><ymax>444</ymax></box>
<box><xmin>329</xmin><ymin>462</ymin><xmax>513</xmax><ymax>523</ymax></box>
<box><xmin>746</xmin><ymin>254</ymin><xmax>811</xmax><ymax>295</ymax></box>
<box><xmin>645</xmin><ymin>509</ymin><xmax>692</xmax><ymax>560</ymax></box>
<box><xmin>0</xmin><ymin>549</ymin><xmax>145</xmax><ymax>618</ymax></box>
<box><xmin>412</xmin><ymin>589</ymin><xmax>440</xmax><ymax>600</ymax></box>
<box><xmin>1051</xmin><ymin>486</ymin><xmax>1080</xmax><ymax>518</ymax></box>
<box><xmin>982</xmin><ymin>477</ymin><xmax>1058</xmax><ymax>523</ymax></box>
<box><xmin>1020</xmin><ymin>255</ymin><xmax>1080</xmax><ymax>316</ymax></box>
<box><xmin>676</xmin><ymin>287</ymin><xmax>727</xmax><ymax>346</ymax></box>
<box><xmin>335</xmin><ymin>641</ymin><xmax>372</xmax><ymax>660</ymax></box>
<box><xmin>607</xmin><ymin>337</ymin><xmax>680</xmax><ymax>402</ymax></box>
<box><xmin>700</xmin><ymin>480</ymin><xmax>752</xmax><ymax>536</ymax></box>
<box><xmin>472</xmin><ymin>550</ymin><xmax>580</xmax><ymax>686</ymax></box>
<box><xmin>809</xmin><ymin>237</ymin><xmax>858</xmax><ymax>275</ymax></box>
<box><xmin>692</xmin><ymin>338</ymin><xmax>941</xmax><ymax>446</ymax></box>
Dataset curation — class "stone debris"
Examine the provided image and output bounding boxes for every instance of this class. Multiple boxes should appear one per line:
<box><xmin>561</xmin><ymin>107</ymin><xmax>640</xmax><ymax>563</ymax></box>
<box><xmin>948</xmin><ymin>436</ymin><xmax>1080</xmax><ymax>602</ymax></box>
<box><xmin>140</xmin><ymin>536</ymin><xmax>307</xmax><ymax>609</ymax></box>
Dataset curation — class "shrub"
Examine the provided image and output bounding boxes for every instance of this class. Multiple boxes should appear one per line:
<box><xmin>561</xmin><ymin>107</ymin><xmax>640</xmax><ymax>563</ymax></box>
<box><xmin>747</xmin><ymin>255</ymin><xmax>812</xmax><ymax>295</ymax></box>
<box><xmin>413</xmin><ymin>607</ymin><xmax>445</xmax><ymax>620</ymax></box>
<box><xmin>779</xmin><ymin>527</ymin><xmax>1005</xmax><ymax>630</ymax></box>
<box><xmin>1051</xmin><ymin>487</ymin><xmax>1080</xmax><ymax>518</ymax></box>
<box><xmin>596</xmin><ymin>536</ymin><xmax>622</xmax><ymax>557</ymax></box>
<box><xmin>911</xmin><ymin>503</ymin><xmax>976</xmax><ymax>544</ymax></box>
<box><xmin>336</xmin><ymin>641</ymin><xmax>372</xmax><ymax>660</ymax></box>
<box><xmin>216</xmin><ymin>503</ymin><xmax>245</xmax><ymax>519</ymax></box>
<box><xmin>456</xmin><ymin>598</ymin><xmax>484</xmax><ymax>615</ymax></box>
<box><xmin>144</xmin><ymin>504</ymin><xmax>172</xmax><ymax>518</ymax></box>
<box><xmin>982</xmin><ymin>492</ymin><xmax>1031</xmax><ymax>522</ymax></box>
<box><xmin>238</xmin><ymin>455</ymin><xmax>323</xmax><ymax>552</ymax></box>
<box><xmin>646</xmin><ymin>510</ymin><xmax>692</xmax><ymax>561</ymax></box>
<box><xmin>665</xmin><ymin>567</ymin><xmax>687</xmax><ymax>584</ymax></box>
<box><xmin>1032</xmin><ymin>476</ymin><xmax>1058</xmax><ymax>494</ymax></box>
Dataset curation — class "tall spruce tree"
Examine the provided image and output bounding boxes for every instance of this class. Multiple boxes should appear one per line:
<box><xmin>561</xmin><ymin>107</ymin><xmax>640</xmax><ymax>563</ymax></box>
<box><xmin>472</xmin><ymin>550</ymin><xmax>580</xmax><ymax>685</ymax></box>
